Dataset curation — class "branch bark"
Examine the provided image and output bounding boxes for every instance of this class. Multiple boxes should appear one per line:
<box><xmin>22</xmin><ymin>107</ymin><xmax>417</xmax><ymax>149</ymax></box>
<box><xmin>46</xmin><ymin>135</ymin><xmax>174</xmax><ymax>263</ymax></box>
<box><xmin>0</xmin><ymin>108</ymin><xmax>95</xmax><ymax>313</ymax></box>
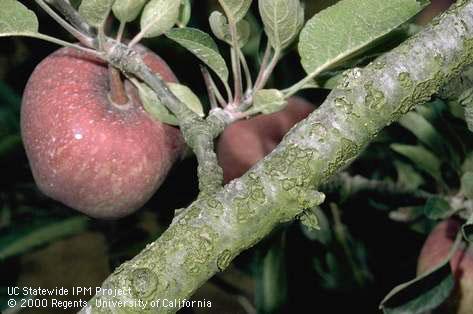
<box><xmin>103</xmin><ymin>40</ymin><xmax>237</xmax><ymax>195</ymax></box>
<box><xmin>81</xmin><ymin>1</ymin><xmax>473</xmax><ymax>313</ymax></box>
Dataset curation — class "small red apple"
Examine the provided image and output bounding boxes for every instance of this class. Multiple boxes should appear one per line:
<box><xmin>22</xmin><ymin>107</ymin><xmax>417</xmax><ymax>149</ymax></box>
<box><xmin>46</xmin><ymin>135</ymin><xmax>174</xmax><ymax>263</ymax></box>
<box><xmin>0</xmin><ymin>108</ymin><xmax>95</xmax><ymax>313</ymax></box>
<box><xmin>417</xmin><ymin>218</ymin><xmax>473</xmax><ymax>314</ymax></box>
<box><xmin>217</xmin><ymin>97</ymin><xmax>314</xmax><ymax>183</ymax></box>
<box><xmin>21</xmin><ymin>46</ymin><xmax>185</xmax><ymax>219</ymax></box>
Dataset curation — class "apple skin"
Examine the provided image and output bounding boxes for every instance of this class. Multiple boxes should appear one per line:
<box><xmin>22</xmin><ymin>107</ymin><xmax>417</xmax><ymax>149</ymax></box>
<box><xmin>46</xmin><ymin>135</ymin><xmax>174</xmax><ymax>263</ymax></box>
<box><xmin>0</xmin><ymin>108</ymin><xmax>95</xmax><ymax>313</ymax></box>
<box><xmin>21</xmin><ymin>46</ymin><xmax>185</xmax><ymax>219</ymax></box>
<box><xmin>217</xmin><ymin>97</ymin><xmax>314</xmax><ymax>183</ymax></box>
<box><xmin>417</xmin><ymin>218</ymin><xmax>473</xmax><ymax>314</ymax></box>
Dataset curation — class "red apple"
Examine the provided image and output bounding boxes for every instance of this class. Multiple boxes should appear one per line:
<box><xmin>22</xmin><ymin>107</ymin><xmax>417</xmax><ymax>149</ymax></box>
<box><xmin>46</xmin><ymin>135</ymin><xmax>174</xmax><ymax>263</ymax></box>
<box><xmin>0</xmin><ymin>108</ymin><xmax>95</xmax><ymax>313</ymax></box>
<box><xmin>217</xmin><ymin>97</ymin><xmax>314</xmax><ymax>183</ymax></box>
<box><xmin>417</xmin><ymin>218</ymin><xmax>473</xmax><ymax>314</ymax></box>
<box><xmin>21</xmin><ymin>46</ymin><xmax>185</xmax><ymax>219</ymax></box>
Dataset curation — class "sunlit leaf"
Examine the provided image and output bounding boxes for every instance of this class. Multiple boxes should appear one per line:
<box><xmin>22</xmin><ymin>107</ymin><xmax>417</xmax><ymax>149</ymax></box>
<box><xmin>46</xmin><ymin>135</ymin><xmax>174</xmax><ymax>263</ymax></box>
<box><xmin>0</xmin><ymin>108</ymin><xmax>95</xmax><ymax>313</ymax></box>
<box><xmin>167</xmin><ymin>83</ymin><xmax>205</xmax><ymax>117</ymax></box>
<box><xmin>209</xmin><ymin>11</ymin><xmax>250</xmax><ymax>47</ymax></box>
<box><xmin>245</xmin><ymin>89</ymin><xmax>286</xmax><ymax>115</ymax></box>
<box><xmin>166</xmin><ymin>27</ymin><xmax>229</xmax><ymax>83</ymax></box>
<box><xmin>218</xmin><ymin>0</ymin><xmax>252</xmax><ymax>22</ymax></box>
<box><xmin>0</xmin><ymin>0</ymin><xmax>39</xmax><ymax>35</ymax></box>
<box><xmin>140</xmin><ymin>0</ymin><xmax>180</xmax><ymax>38</ymax></box>
<box><xmin>138</xmin><ymin>83</ymin><xmax>177</xmax><ymax>125</ymax></box>
<box><xmin>177</xmin><ymin>0</ymin><xmax>192</xmax><ymax>28</ymax></box>
<box><xmin>259</xmin><ymin>0</ymin><xmax>304</xmax><ymax>51</ymax></box>
<box><xmin>79</xmin><ymin>0</ymin><xmax>114</xmax><ymax>28</ymax></box>
<box><xmin>380</xmin><ymin>256</ymin><xmax>454</xmax><ymax>313</ymax></box>
<box><xmin>0</xmin><ymin>1</ymin><xmax>64</xmax><ymax>46</ymax></box>
<box><xmin>138</xmin><ymin>81</ymin><xmax>204</xmax><ymax>126</ymax></box>
<box><xmin>112</xmin><ymin>0</ymin><xmax>148</xmax><ymax>23</ymax></box>
<box><xmin>299</xmin><ymin>0</ymin><xmax>425</xmax><ymax>77</ymax></box>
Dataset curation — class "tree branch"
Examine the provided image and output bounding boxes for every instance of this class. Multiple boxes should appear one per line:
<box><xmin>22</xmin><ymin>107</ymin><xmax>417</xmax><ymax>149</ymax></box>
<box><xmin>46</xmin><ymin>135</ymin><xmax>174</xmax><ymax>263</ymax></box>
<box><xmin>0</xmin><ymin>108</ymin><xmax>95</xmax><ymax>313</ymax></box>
<box><xmin>103</xmin><ymin>40</ymin><xmax>241</xmax><ymax>195</ymax></box>
<box><xmin>81</xmin><ymin>1</ymin><xmax>473</xmax><ymax>313</ymax></box>
<box><xmin>45</xmin><ymin>0</ymin><xmax>96</xmax><ymax>38</ymax></box>
<box><xmin>35</xmin><ymin>0</ymin><xmax>96</xmax><ymax>48</ymax></box>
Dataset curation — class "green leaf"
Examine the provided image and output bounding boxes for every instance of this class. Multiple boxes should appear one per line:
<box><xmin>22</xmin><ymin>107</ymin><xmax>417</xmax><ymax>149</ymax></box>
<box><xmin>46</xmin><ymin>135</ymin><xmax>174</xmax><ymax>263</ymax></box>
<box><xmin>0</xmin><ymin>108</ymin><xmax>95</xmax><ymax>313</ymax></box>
<box><xmin>461</xmin><ymin>172</ymin><xmax>473</xmax><ymax>200</ymax></box>
<box><xmin>313</xmin><ymin>251</ymin><xmax>341</xmax><ymax>289</ymax></box>
<box><xmin>321</xmin><ymin>72</ymin><xmax>343</xmax><ymax>90</ymax></box>
<box><xmin>209</xmin><ymin>11</ymin><xmax>229</xmax><ymax>41</ymax></box>
<box><xmin>137</xmin><ymin>82</ymin><xmax>178</xmax><ymax>125</ymax></box>
<box><xmin>0</xmin><ymin>1</ymin><xmax>61</xmax><ymax>45</ymax></box>
<box><xmin>140</xmin><ymin>0</ymin><xmax>180</xmax><ymax>38</ymax></box>
<box><xmin>300</xmin><ymin>206</ymin><xmax>332</xmax><ymax>245</ymax></box>
<box><xmin>398</xmin><ymin>112</ymin><xmax>446</xmax><ymax>157</ymax></box>
<box><xmin>462</xmin><ymin>213</ymin><xmax>473</xmax><ymax>243</ymax></box>
<box><xmin>462</xmin><ymin>153</ymin><xmax>473</xmax><ymax>173</ymax></box>
<box><xmin>459</xmin><ymin>88</ymin><xmax>473</xmax><ymax>132</ymax></box>
<box><xmin>112</xmin><ymin>0</ymin><xmax>148</xmax><ymax>23</ymax></box>
<box><xmin>0</xmin><ymin>217</ymin><xmax>89</xmax><ymax>260</ymax></box>
<box><xmin>259</xmin><ymin>0</ymin><xmax>304</xmax><ymax>51</ymax></box>
<box><xmin>380</xmin><ymin>260</ymin><xmax>454</xmax><ymax>313</ymax></box>
<box><xmin>245</xmin><ymin>89</ymin><xmax>286</xmax><ymax>115</ymax></box>
<box><xmin>241</xmin><ymin>11</ymin><xmax>263</xmax><ymax>57</ymax></box>
<box><xmin>423</xmin><ymin>197</ymin><xmax>452</xmax><ymax>220</ymax></box>
<box><xmin>299</xmin><ymin>209</ymin><xmax>320</xmax><ymax>231</ymax></box>
<box><xmin>138</xmin><ymin>81</ymin><xmax>204</xmax><ymax>126</ymax></box>
<box><xmin>0</xmin><ymin>0</ymin><xmax>39</xmax><ymax>34</ymax></box>
<box><xmin>167</xmin><ymin>82</ymin><xmax>205</xmax><ymax>117</ymax></box>
<box><xmin>299</xmin><ymin>0</ymin><xmax>424</xmax><ymax>77</ymax></box>
<box><xmin>79</xmin><ymin>0</ymin><xmax>114</xmax><ymax>28</ymax></box>
<box><xmin>177</xmin><ymin>0</ymin><xmax>192</xmax><ymax>28</ymax></box>
<box><xmin>394</xmin><ymin>160</ymin><xmax>424</xmax><ymax>190</ymax></box>
<box><xmin>391</xmin><ymin>144</ymin><xmax>442</xmax><ymax>182</ymax></box>
<box><xmin>256</xmin><ymin>233</ymin><xmax>287</xmax><ymax>314</ymax></box>
<box><xmin>209</xmin><ymin>11</ymin><xmax>250</xmax><ymax>47</ymax></box>
<box><xmin>166</xmin><ymin>27</ymin><xmax>229</xmax><ymax>83</ymax></box>
<box><xmin>218</xmin><ymin>0</ymin><xmax>252</xmax><ymax>22</ymax></box>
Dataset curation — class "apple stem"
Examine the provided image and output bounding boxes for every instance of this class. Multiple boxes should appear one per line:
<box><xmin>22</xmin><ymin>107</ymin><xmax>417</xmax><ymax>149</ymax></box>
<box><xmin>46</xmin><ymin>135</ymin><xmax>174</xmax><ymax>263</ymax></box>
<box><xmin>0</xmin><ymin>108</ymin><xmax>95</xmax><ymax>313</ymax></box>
<box><xmin>103</xmin><ymin>40</ymin><xmax>247</xmax><ymax>194</ymax></box>
<box><xmin>108</xmin><ymin>65</ymin><xmax>130</xmax><ymax>106</ymax></box>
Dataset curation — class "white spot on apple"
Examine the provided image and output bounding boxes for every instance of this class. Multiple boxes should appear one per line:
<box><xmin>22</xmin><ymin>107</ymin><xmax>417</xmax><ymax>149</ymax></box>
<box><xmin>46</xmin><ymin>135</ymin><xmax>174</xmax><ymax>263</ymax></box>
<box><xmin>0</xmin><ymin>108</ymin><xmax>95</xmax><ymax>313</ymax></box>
<box><xmin>74</xmin><ymin>133</ymin><xmax>83</xmax><ymax>140</ymax></box>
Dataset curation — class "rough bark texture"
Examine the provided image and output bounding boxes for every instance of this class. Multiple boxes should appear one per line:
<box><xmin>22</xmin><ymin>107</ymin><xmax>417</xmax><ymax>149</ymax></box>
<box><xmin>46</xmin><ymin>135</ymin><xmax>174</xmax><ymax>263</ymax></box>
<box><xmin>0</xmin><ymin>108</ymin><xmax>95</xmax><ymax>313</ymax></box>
<box><xmin>81</xmin><ymin>1</ymin><xmax>473</xmax><ymax>313</ymax></box>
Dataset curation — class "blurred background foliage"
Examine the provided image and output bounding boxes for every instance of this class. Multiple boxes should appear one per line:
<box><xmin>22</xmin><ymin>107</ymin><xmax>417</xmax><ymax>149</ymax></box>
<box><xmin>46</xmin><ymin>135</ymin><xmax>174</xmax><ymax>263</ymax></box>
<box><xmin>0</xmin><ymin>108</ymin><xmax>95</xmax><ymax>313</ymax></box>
<box><xmin>1</xmin><ymin>0</ymin><xmax>470</xmax><ymax>313</ymax></box>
